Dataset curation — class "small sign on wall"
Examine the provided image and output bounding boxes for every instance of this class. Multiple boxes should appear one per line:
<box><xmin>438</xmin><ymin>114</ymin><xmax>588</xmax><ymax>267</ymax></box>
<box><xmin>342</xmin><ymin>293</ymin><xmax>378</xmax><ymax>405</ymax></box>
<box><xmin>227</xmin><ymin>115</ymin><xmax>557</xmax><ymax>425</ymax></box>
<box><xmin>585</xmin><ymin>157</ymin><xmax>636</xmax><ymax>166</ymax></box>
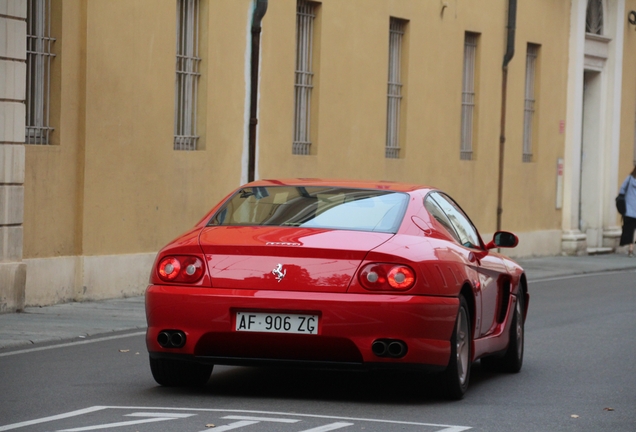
<box><xmin>556</xmin><ymin>158</ymin><xmax>564</xmax><ymax>209</ymax></box>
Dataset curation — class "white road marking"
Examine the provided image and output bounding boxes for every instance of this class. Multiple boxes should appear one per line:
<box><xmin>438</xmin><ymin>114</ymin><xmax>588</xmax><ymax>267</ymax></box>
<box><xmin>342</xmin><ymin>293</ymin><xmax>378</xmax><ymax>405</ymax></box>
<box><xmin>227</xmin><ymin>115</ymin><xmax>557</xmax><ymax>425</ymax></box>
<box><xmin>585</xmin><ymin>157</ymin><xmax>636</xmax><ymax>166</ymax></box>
<box><xmin>106</xmin><ymin>406</ymin><xmax>471</xmax><ymax>430</ymax></box>
<box><xmin>197</xmin><ymin>415</ymin><xmax>301</xmax><ymax>431</ymax></box>
<box><xmin>0</xmin><ymin>407</ymin><xmax>108</xmax><ymax>431</ymax></box>
<box><xmin>0</xmin><ymin>405</ymin><xmax>472</xmax><ymax>431</ymax></box>
<box><xmin>531</xmin><ymin>269</ymin><xmax>636</xmax><ymax>283</ymax></box>
<box><xmin>298</xmin><ymin>422</ymin><xmax>354</xmax><ymax>432</ymax></box>
<box><xmin>435</xmin><ymin>428</ymin><xmax>475</xmax><ymax>432</ymax></box>
<box><xmin>56</xmin><ymin>418</ymin><xmax>174</xmax><ymax>431</ymax></box>
<box><xmin>0</xmin><ymin>332</ymin><xmax>146</xmax><ymax>358</ymax></box>
<box><xmin>125</xmin><ymin>412</ymin><xmax>195</xmax><ymax>418</ymax></box>
<box><xmin>56</xmin><ymin>412</ymin><xmax>195</xmax><ymax>431</ymax></box>
<box><xmin>200</xmin><ymin>420</ymin><xmax>259</xmax><ymax>432</ymax></box>
<box><xmin>223</xmin><ymin>415</ymin><xmax>300</xmax><ymax>423</ymax></box>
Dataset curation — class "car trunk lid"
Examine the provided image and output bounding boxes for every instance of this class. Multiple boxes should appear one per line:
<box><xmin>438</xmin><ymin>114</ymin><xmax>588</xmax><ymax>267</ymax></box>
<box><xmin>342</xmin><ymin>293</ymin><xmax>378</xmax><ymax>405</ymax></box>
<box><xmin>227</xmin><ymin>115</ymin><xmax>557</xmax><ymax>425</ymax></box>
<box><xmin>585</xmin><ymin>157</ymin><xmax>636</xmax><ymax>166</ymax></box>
<box><xmin>199</xmin><ymin>226</ymin><xmax>393</xmax><ymax>293</ymax></box>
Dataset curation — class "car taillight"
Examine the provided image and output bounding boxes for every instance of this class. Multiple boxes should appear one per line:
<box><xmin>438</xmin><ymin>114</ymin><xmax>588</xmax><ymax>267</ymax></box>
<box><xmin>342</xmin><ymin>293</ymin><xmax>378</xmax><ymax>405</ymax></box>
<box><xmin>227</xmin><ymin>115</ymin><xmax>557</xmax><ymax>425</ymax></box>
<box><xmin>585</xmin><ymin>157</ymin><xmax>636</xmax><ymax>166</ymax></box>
<box><xmin>359</xmin><ymin>263</ymin><xmax>416</xmax><ymax>291</ymax></box>
<box><xmin>157</xmin><ymin>256</ymin><xmax>204</xmax><ymax>283</ymax></box>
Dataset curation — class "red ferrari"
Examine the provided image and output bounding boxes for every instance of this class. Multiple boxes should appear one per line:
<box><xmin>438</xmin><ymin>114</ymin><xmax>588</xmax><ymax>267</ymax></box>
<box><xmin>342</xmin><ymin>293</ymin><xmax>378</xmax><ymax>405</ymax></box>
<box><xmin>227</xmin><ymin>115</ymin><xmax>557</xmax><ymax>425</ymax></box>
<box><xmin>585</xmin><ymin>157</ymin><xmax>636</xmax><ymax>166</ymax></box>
<box><xmin>145</xmin><ymin>179</ymin><xmax>528</xmax><ymax>399</ymax></box>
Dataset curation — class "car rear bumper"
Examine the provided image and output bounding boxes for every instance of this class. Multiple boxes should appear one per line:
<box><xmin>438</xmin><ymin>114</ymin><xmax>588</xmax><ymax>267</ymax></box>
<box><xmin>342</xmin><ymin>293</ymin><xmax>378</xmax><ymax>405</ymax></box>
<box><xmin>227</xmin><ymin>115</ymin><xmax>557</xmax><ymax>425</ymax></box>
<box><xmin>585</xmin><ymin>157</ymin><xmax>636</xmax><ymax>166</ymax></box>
<box><xmin>145</xmin><ymin>285</ymin><xmax>459</xmax><ymax>369</ymax></box>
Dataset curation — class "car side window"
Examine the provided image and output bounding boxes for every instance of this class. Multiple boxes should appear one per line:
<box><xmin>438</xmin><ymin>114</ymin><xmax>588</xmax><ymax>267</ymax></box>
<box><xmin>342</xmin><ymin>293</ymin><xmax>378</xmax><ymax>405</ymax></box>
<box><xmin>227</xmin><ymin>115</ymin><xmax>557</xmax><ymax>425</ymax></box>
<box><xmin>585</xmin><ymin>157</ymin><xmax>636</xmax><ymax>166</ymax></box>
<box><xmin>424</xmin><ymin>195</ymin><xmax>461</xmax><ymax>243</ymax></box>
<box><xmin>429</xmin><ymin>192</ymin><xmax>481</xmax><ymax>249</ymax></box>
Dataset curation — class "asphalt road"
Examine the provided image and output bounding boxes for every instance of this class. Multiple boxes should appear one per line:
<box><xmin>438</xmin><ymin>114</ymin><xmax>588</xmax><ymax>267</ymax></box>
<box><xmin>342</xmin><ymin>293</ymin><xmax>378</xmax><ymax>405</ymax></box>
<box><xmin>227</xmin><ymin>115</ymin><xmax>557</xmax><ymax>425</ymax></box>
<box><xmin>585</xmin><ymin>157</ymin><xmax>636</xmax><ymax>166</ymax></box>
<box><xmin>0</xmin><ymin>270</ymin><xmax>634</xmax><ymax>432</ymax></box>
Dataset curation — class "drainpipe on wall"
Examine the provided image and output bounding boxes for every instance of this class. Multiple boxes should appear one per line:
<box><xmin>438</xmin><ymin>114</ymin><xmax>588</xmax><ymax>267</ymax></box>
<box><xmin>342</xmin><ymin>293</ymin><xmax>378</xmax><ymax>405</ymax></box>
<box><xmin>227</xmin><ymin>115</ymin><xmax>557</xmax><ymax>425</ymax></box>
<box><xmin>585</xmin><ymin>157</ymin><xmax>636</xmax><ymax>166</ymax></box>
<box><xmin>496</xmin><ymin>0</ymin><xmax>517</xmax><ymax>232</ymax></box>
<box><xmin>248</xmin><ymin>0</ymin><xmax>268</xmax><ymax>183</ymax></box>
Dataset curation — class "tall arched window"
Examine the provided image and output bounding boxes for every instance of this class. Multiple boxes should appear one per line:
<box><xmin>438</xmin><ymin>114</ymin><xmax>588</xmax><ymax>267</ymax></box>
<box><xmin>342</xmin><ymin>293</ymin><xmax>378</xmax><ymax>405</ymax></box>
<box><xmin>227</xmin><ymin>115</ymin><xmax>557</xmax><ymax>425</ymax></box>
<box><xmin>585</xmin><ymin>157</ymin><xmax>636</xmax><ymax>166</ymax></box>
<box><xmin>586</xmin><ymin>0</ymin><xmax>604</xmax><ymax>35</ymax></box>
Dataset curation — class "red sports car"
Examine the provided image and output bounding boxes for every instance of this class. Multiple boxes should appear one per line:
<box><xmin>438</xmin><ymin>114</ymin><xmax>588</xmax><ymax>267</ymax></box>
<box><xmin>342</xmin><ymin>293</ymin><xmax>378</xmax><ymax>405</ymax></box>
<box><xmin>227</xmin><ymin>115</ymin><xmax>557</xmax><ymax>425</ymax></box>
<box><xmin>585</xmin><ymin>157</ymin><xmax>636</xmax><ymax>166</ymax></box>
<box><xmin>145</xmin><ymin>179</ymin><xmax>528</xmax><ymax>399</ymax></box>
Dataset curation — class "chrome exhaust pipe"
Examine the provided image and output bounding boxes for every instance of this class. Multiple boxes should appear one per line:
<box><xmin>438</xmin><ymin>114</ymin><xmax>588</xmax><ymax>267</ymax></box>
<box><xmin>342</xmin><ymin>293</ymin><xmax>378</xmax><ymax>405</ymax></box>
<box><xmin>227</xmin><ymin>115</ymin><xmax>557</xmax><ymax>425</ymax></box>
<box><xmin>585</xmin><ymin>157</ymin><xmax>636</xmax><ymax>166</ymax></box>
<box><xmin>157</xmin><ymin>330</ymin><xmax>186</xmax><ymax>348</ymax></box>
<box><xmin>372</xmin><ymin>339</ymin><xmax>407</xmax><ymax>358</ymax></box>
<box><xmin>157</xmin><ymin>331</ymin><xmax>171</xmax><ymax>347</ymax></box>
<box><xmin>387</xmin><ymin>340</ymin><xmax>407</xmax><ymax>358</ymax></box>
<box><xmin>372</xmin><ymin>340</ymin><xmax>388</xmax><ymax>357</ymax></box>
<box><xmin>170</xmin><ymin>331</ymin><xmax>186</xmax><ymax>348</ymax></box>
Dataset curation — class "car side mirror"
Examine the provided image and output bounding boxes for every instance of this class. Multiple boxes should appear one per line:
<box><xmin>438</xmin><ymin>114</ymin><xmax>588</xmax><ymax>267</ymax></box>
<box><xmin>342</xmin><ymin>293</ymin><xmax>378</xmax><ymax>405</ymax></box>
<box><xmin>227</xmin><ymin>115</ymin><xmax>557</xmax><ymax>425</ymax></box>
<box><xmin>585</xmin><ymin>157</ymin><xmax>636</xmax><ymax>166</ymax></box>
<box><xmin>485</xmin><ymin>231</ymin><xmax>519</xmax><ymax>250</ymax></box>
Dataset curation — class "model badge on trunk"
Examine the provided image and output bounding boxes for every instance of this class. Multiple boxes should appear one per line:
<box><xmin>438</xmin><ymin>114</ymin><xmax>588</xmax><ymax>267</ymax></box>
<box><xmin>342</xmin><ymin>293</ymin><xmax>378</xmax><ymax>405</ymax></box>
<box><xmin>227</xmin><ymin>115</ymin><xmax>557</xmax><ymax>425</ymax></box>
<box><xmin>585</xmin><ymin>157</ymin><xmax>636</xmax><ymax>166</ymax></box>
<box><xmin>272</xmin><ymin>264</ymin><xmax>286</xmax><ymax>282</ymax></box>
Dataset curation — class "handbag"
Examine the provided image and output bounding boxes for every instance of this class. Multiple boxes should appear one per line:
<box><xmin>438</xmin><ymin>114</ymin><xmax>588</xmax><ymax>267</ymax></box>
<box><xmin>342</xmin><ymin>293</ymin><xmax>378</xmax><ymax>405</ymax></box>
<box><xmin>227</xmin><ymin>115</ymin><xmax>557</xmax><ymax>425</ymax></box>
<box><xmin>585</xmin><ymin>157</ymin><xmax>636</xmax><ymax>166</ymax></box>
<box><xmin>616</xmin><ymin>193</ymin><xmax>626</xmax><ymax>215</ymax></box>
<box><xmin>616</xmin><ymin>178</ymin><xmax>631</xmax><ymax>215</ymax></box>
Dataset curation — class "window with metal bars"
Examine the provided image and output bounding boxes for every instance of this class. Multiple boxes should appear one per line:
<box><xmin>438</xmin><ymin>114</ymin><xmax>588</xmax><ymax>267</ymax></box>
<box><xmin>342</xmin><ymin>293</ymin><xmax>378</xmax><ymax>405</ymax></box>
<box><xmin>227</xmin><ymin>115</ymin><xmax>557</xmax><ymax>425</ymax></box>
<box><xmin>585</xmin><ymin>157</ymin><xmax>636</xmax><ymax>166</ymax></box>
<box><xmin>293</xmin><ymin>0</ymin><xmax>316</xmax><ymax>156</ymax></box>
<box><xmin>26</xmin><ymin>0</ymin><xmax>55</xmax><ymax>145</ymax></box>
<box><xmin>386</xmin><ymin>18</ymin><xmax>406</xmax><ymax>159</ymax></box>
<box><xmin>586</xmin><ymin>0</ymin><xmax>603</xmax><ymax>35</ymax></box>
<box><xmin>523</xmin><ymin>44</ymin><xmax>539</xmax><ymax>163</ymax></box>
<box><xmin>460</xmin><ymin>33</ymin><xmax>478</xmax><ymax>161</ymax></box>
<box><xmin>174</xmin><ymin>0</ymin><xmax>201</xmax><ymax>151</ymax></box>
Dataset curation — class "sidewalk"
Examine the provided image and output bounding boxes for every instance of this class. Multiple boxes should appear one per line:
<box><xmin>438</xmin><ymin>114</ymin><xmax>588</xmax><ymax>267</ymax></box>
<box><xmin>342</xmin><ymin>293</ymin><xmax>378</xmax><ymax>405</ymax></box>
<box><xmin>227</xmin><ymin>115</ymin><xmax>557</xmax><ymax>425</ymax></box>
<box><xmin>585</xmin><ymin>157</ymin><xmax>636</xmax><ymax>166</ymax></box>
<box><xmin>0</xmin><ymin>297</ymin><xmax>146</xmax><ymax>351</ymax></box>
<box><xmin>1</xmin><ymin>253</ymin><xmax>635</xmax><ymax>351</ymax></box>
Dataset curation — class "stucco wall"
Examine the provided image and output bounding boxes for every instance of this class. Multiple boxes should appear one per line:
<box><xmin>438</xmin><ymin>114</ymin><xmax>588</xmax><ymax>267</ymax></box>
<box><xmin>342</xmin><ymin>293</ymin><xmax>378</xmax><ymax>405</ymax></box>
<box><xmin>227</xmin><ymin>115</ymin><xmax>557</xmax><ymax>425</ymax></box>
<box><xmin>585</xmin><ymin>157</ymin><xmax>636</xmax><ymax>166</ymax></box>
<box><xmin>18</xmin><ymin>0</ymin><xmax>634</xmax><ymax>305</ymax></box>
<box><xmin>620</xmin><ymin>0</ymin><xmax>636</xmax><ymax>180</ymax></box>
<box><xmin>256</xmin><ymin>0</ymin><xmax>570</xmax><ymax>236</ymax></box>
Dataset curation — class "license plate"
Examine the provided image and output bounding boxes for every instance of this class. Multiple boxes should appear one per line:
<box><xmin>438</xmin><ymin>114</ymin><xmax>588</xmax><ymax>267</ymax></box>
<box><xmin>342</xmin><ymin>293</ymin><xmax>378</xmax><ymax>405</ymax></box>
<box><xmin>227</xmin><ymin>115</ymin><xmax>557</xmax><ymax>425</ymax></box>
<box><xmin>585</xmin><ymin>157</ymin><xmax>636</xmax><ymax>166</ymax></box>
<box><xmin>235</xmin><ymin>312</ymin><xmax>318</xmax><ymax>334</ymax></box>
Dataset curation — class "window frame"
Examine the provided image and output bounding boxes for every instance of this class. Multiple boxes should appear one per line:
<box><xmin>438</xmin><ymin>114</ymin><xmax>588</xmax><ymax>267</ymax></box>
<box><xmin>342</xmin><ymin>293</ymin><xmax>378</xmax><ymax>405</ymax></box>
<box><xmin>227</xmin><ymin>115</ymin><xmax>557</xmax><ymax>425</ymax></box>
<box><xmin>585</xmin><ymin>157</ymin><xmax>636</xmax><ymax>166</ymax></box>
<box><xmin>460</xmin><ymin>32</ymin><xmax>478</xmax><ymax>161</ymax></box>
<box><xmin>385</xmin><ymin>17</ymin><xmax>407</xmax><ymax>159</ymax></box>
<box><xmin>25</xmin><ymin>0</ymin><xmax>56</xmax><ymax>145</ymax></box>
<box><xmin>426</xmin><ymin>192</ymin><xmax>483</xmax><ymax>250</ymax></box>
<box><xmin>174</xmin><ymin>0</ymin><xmax>201</xmax><ymax>151</ymax></box>
<box><xmin>293</xmin><ymin>0</ymin><xmax>317</xmax><ymax>156</ymax></box>
<box><xmin>522</xmin><ymin>43</ymin><xmax>539</xmax><ymax>163</ymax></box>
<box><xmin>424</xmin><ymin>195</ymin><xmax>462</xmax><ymax>244</ymax></box>
<box><xmin>585</xmin><ymin>0</ymin><xmax>604</xmax><ymax>35</ymax></box>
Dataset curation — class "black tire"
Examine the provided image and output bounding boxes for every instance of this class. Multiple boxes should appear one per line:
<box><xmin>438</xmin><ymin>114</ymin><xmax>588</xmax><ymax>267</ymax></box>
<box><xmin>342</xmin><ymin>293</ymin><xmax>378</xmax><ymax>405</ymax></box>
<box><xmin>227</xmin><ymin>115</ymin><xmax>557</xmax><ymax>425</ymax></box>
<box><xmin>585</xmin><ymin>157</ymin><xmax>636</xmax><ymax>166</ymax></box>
<box><xmin>481</xmin><ymin>293</ymin><xmax>524</xmax><ymax>373</ymax></box>
<box><xmin>442</xmin><ymin>295</ymin><xmax>472</xmax><ymax>400</ymax></box>
<box><xmin>149</xmin><ymin>356</ymin><xmax>213</xmax><ymax>387</ymax></box>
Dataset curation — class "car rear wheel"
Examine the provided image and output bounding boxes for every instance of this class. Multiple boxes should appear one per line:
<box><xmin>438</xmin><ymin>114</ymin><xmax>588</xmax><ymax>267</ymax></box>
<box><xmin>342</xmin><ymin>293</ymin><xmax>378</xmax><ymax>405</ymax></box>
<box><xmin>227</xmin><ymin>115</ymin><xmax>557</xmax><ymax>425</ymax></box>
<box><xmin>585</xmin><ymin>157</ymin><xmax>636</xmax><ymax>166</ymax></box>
<box><xmin>149</xmin><ymin>356</ymin><xmax>213</xmax><ymax>387</ymax></box>
<box><xmin>481</xmin><ymin>293</ymin><xmax>524</xmax><ymax>373</ymax></box>
<box><xmin>442</xmin><ymin>295</ymin><xmax>471</xmax><ymax>400</ymax></box>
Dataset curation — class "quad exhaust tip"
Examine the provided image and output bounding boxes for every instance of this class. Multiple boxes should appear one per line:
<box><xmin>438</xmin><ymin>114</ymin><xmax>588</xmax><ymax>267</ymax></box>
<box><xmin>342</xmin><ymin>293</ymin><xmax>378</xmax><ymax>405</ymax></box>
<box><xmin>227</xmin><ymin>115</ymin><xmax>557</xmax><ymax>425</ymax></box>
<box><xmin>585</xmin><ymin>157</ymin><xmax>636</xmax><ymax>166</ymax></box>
<box><xmin>157</xmin><ymin>330</ymin><xmax>186</xmax><ymax>348</ymax></box>
<box><xmin>372</xmin><ymin>339</ymin><xmax>407</xmax><ymax>358</ymax></box>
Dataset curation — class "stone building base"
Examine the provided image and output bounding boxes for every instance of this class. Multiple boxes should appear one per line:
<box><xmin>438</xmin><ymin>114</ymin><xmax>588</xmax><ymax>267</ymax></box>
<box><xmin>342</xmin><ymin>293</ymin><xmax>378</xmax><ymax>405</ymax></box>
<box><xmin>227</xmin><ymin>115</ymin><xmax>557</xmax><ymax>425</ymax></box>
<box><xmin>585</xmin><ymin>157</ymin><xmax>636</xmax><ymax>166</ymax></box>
<box><xmin>0</xmin><ymin>262</ymin><xmax>26</xmax><ymax>312</ymax></box>
<box><xmin>561</xmin><ymin>230</ymin><xmax>588</xmax><ymax>256</ymax></box>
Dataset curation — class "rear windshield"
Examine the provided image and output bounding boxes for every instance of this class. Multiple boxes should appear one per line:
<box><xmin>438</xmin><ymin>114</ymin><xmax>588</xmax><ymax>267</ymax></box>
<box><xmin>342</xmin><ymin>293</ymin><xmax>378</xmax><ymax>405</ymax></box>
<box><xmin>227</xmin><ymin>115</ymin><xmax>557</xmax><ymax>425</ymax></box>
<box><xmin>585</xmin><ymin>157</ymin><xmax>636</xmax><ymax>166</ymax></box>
<box><xmin>207</xmin><ymin>186</ymin><xmax>408</xmax><ymax>233</ymax></box>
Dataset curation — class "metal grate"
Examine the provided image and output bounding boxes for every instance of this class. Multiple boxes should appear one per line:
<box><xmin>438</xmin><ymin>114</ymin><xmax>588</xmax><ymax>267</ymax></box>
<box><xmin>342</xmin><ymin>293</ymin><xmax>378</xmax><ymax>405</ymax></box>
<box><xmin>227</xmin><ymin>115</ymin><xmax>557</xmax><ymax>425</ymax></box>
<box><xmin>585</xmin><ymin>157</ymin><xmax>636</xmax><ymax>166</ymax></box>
<box><xmin>460</xmin><ymin>33</ymin><xmax>477</xmax><ymax>161</ymax></box>
<box><xmin>586</xmin><ymin>0</ymin><xmax>603</xmax><ymax>35</ymax></box>
<box><xmin>174</xmin><ymin>0</ymin><xmax>201</xmax><ymax>151</ymax></box>
<box><xmin>26</xmin><ymin>0</ymin><xmax>55</xmax><ymax>145</ymax></box>
<box><xmin>385</xmin><ymin>18</ymin><xmax>405</xmax><ymax>159</ymax></box>
<box><xmin>293</xmin><ymin>0</ymin><xmax>316</xmax><ymax>156</ymax></box>
<box><xmin>523</xmin><ymin>44</ymin><xmax>539</xmax><ymax>163</ymax></box>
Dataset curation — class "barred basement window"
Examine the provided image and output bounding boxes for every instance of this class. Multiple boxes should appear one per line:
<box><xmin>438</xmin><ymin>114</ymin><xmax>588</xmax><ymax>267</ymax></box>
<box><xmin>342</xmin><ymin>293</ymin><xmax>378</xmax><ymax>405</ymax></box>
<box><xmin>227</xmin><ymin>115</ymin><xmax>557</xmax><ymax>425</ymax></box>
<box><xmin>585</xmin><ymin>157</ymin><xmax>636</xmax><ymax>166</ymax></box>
<box><xmin>586</xmin><ymin>0</ymin><xmax>604</xmax><ymax>35</ymax></box>
<box><xmin>386</xmin><ymin>18</ymin><xmax>406</xmax><ymax>159</ymax></box>
<box><xmin>26</xmin><ymin>0</ymin><xmax>55</xmax><ymax>145</ymax></box>
<box><xmin>174</xmin><ymin>0</ymin><xmax>201</xmax><ymax>151</ymax></box>
<box><xmin>293</xmin><ymin>0</ymin><xmax>316</xmax><ymax>156</ymax></box>
<box><xmin>523</xmin><ymin>44</ymin><xmax>539</xmax><ymax>163</ymax></box>
<box><xmin>460</xmin><ymin>33</ymin><xmax>478</xmax><ymax>161</ymax></box>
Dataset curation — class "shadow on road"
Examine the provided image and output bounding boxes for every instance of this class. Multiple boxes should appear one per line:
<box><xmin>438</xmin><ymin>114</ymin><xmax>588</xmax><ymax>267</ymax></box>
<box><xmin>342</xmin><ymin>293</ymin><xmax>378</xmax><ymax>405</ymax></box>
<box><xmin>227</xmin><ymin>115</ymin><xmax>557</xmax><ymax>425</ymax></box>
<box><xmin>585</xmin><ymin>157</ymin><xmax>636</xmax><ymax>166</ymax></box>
<box><xmin>148</xmin><ymin>361</ymin><xmax>514</xmax><ymax>404</ymax></box>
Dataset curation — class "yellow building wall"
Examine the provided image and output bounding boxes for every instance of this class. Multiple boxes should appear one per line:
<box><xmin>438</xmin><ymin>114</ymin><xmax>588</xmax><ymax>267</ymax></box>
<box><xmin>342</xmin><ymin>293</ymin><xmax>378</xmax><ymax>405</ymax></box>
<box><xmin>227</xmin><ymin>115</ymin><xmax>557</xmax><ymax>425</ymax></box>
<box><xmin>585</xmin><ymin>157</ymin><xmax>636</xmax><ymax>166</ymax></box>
<box><xmin>25</xmin><ymin>0</ymin><xmax>252</xmax><ymax>260</ymax></box>
<box><xmin>258</xmin><ymin>0</ymin><xmax>570</xmax><ymax>235</ymax></box>
<box><xmin>24</xmin><ymin>0</ymin><xmax>85</xmax><ymax>259</ymax></box>
<box><xmin>501</xmin><ymin>0</ymin><xmax>570</xmax><ymax>233</ymax></box>
<box><xmin>22</xmin><ymin>0</ymin><xmax>574</xmax><ymax>304</ymax></box>
<box><xmin>620</xmin><ymin>1</ymin><xmax>636</xmax><ymax>179</ymax></box>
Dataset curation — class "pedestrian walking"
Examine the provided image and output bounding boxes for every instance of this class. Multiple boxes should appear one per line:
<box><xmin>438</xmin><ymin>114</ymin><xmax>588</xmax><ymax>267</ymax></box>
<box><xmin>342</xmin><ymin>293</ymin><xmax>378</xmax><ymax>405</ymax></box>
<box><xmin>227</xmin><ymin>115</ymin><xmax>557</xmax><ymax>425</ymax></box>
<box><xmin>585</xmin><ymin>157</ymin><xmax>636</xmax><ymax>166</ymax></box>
<box><xmin>619</xmin><ymin>166</ymin><xmax>636</xmax><ymax>256</ymax></box>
